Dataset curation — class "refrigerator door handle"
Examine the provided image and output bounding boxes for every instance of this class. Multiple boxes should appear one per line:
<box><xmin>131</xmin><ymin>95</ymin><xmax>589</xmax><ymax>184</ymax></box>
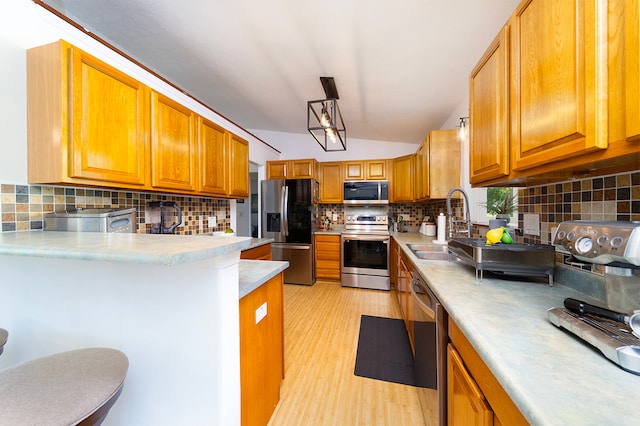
<box><xmin>272</xmin><ymin>243</ymin><xmax>311</xmax><ymax>250</ymax></box>
<box><xmin>282</xmin><ymin>185</ymin><xmax>289</xmax><ymax>237</ymax></box>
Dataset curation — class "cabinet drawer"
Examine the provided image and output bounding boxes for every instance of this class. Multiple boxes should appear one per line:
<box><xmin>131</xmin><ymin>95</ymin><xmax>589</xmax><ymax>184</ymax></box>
<box><xmin>316</xmin><ymin>242</ymin><xmax>340</xmax><ymax>254</ymax></box>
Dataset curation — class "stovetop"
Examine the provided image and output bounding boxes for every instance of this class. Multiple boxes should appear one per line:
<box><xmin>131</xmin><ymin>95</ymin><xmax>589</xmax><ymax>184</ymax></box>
<box><xmin>548</xmin><ymin>307</ymin><xmax>640</xmax><ymax>375</ymax></box>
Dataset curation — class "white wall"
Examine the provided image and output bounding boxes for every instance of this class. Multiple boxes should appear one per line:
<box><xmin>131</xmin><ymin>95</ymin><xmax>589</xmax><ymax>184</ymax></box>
<box><xmin>0</xmin><ymin>0</ymin><xmax>280</xmax><ymax>185</ymax></box>
<box><xmin>249</xmin><ymin>129</ymin><xmax>420</xmax><ymax>161</ymax></box>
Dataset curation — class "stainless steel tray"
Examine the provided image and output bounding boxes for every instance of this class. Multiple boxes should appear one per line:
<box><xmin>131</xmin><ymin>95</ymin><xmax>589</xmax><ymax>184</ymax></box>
<box><xmin>448</xmin><ymin>237</ymin><xmax>555</xmax><ymax>285</ymax></box>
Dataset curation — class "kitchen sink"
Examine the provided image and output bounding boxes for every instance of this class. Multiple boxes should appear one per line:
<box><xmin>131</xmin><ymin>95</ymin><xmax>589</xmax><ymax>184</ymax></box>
<box><xmin>408</xmin><ymin>244</ymin><xmax>450</xmax><ymax>260</ymax></box>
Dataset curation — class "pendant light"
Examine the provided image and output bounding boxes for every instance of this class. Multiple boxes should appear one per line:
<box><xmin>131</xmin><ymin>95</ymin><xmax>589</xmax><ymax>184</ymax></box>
<box><xmin>307</xmin><ymin>77</ymin><xmax>346</xmax><ymax>151</ymax></box>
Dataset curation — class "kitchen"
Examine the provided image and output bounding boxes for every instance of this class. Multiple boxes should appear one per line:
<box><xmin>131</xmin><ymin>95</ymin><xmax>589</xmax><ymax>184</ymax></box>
<box><xmin>1</xmin><ymin>0</ymin><xmax>640</xmax><ymax>425</ymax></box>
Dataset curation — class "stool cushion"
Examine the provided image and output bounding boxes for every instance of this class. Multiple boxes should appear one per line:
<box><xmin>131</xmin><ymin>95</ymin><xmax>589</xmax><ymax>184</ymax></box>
<box><xmin>0</xmin><ymin>347</ymin><xmax>128</xmax><ymax>425</ymax></box>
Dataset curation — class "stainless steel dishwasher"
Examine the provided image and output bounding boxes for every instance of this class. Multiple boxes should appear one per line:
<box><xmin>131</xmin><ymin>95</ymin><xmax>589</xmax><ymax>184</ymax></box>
<box><xmin>411</xmin><ymin>269</ymin><xmax>448</xmax><ymax>426</ymax></box>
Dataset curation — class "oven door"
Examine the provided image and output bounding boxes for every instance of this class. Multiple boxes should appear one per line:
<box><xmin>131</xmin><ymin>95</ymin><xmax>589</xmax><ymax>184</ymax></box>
<box><xmin>341</xmin><ymin>233</ymin><xmax>390</xmax><ymax>290</ymax></box>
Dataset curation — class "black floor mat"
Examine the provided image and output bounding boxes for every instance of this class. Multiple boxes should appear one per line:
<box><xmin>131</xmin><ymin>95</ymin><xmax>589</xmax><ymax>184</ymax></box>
<box><xmin>354</xmin><ymin>315</ymin><xmax>416</xmax><ymax>386</ymax></box>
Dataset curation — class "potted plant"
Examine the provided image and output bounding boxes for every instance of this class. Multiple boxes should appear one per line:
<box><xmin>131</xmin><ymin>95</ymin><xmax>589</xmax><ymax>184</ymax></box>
<box><xmin>483</xmin><ymin>188</ymin><xmax>517</xmax><ymax>223</ymax></box>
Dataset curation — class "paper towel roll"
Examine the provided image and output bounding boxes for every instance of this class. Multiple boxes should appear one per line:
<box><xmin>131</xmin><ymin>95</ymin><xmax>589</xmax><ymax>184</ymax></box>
<box><xmin>435</xmin><ymin>213</ymin><xmax>447</xmax><ymax>243</ymax></box>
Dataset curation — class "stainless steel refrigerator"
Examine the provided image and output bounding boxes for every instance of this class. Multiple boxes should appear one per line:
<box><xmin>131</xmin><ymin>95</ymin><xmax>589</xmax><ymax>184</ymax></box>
<box><xmin>261</xmin><ymin>179</ymin><xmax>318</xmax><ymax>285</ymax></box>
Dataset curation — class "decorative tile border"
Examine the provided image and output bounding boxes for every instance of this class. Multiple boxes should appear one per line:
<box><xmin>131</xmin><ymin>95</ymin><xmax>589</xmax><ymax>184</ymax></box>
<box><xmin>0</xmin><ymin>183</ymin><xmax>230</xmax><ymax>235</ymax></box>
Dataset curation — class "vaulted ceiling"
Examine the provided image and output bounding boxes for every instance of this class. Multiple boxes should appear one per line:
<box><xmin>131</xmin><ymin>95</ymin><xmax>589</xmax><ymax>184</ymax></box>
<box><xmin>41</xmin><ymin>0</ymin><xmax>520</xmax><ymax>143</ymax></box>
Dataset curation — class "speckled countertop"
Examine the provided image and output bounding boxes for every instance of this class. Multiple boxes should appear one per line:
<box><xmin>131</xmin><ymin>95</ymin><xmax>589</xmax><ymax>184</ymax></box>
<box><xmin>0</xmin><ymin>231</ymin><xmax>252</xmax><ymax>266</ymax></box>
<box><xmin>238</xmin><ymin>259</ymin><xmax>289</xmax><ymax>298</ymax></box>
<box><xmin>392</xmin><ymin>232</ymin><xmax>640</xmax><ymax>425</ymax></box>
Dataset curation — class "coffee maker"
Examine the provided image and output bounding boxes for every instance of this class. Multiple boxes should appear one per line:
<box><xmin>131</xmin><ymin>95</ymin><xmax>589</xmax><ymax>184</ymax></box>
<box><xmin>147</xmin><ymin>201</ymin><xmax>182</xmax><ymax>234</ymax></box>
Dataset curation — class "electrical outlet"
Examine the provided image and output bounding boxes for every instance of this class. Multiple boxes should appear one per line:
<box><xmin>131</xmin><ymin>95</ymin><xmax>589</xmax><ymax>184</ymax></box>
<box><xmin>255</xmin><ymin>302</ymin><xmax>267</xmax><ymax>324</ymax></box>
<box><xmin>208</xmin><ymin>216</ymin><xmax>216</xmax><ymax>228</ymax></box>
<box><xmin>524</xmin><ymin>214</ymin><xmax>540</xmax><ymax>236</ymax></box>
<box><xmin>332</xmin><ymin>213</ymin><xmax>338</xmax><ymax>222</ymax></box>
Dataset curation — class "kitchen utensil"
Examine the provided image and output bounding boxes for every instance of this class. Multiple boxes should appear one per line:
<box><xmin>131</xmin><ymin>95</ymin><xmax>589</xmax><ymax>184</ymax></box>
<box><xmin>564</xmin><ymin>298</ymin><xmax>640</xmax><ymax>337</ymax></box>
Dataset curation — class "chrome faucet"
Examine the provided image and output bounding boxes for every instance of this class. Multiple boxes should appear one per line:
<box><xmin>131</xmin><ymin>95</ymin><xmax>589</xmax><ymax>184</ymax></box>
<box><xmin>446</xmin><ymin>187</ymin><xmax>472</xmax><ymax>239</ymax></box>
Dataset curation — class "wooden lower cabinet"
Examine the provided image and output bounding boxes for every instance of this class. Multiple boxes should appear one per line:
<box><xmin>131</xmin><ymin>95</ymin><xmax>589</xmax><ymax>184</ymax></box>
<box><xmin>240</xmin><ymin>243</ymin><xmax>272</xmax><ymax>260</ymax></box>
<box><xmin>448</xmin><ymin>344</ymin><xmax>493</xmax><ymax>426</ymax></box>
<box><xmin>314</xmin><ymin>234</ymin><xmax>341</xmax><ymax>280</ymax></box>
<box><xmin>448</xmin><ymin>318</ymin><xmax>528</xmax><ymax>426</ymax></box>
<box><xmin>239</xmin><ymin>272</ymin><xmax>284</xmax><ymax>426</ymax></box>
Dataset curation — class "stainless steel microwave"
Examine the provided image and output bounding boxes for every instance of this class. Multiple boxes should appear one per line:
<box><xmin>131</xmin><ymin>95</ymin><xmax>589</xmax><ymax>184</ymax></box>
<box><xmin>343</xmin><ymin>181</ymin><xmax>389</xmax><ymax>204</ymax></box>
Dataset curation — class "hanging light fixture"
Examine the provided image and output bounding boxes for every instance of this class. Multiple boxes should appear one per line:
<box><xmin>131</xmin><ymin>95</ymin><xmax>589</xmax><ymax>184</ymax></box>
<box><xmin>307</xmin><ymin>77</ymin><xmax>346</xmax><ymax>151</ymax></box>
<box><xmin>458</xmin><ymin>116</ymin><xmax>469</xmax><ymax>140</ymax></box>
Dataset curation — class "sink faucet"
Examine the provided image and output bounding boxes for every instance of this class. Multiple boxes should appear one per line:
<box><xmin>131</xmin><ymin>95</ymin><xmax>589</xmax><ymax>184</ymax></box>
<box><xmin>446</xmin><ymin>187</ymin><xmax>471</xmax><ymax>239</ymax></box>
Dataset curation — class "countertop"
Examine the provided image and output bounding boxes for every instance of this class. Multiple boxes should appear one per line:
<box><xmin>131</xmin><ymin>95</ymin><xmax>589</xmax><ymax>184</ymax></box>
<box><xmin>392</xmin><ymin>232</ymin><xmax>640</xmax><ymax>425</ymax></box>
<box><xmin>238</xmin><ymin>259</ymin><xmax>289</xmax><ymax>298</ymax></box>
<box><xmin>0</xmin><ymin>231</ymin><xmax>252</xmax><ymax>266</ymax></box>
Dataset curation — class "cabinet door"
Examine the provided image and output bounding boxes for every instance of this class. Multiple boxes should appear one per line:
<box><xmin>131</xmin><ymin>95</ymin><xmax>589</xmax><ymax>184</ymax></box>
<box><xmin>229</xmin><ymin>133</ymin><xmax>250</xmax><ymax>198</ymax></box>
<box><xmin>290</xmin><ymin>159</ymin><xmax>317</xmax><ymax>179</ymax></box>
<box><xmin>415</xmin><ymin>142</ymin><xmax>428</xmax><ymax>200</ymax></box>
<box><xmin>447</xmin><ymin>344</ymin><xmax>494</xmax><ymax>426</ymax></box>
<box><xmin>469</xmin><ymin>25</ymin><xmax>510</xmax><ymax>184</ymax></box>
<box><xmin>239</xmin><ymin>273</ymin><xmax>284</xmax><ymax>426</ymax></box>
<box><xmin>198</xmin><ymin>117</ymin><xmax>228</xmax><ymax>196</ymax></box>
<box><xmin>430</xmin><ymin>129</ymin><xmax>460</xmax><ymax>198</ymax></box>
<box><xmin>266</xmin><ymin>161</ymin><xmax>287</xmax><ymax>180</ymax></box>
<box><xmin>319</xmin><ymin>162</ymin><xmax>343</xmax><ymax>203</ymax></box>
<box><xmin>627</xmin><ymin>0</ymin><xmax>640</xmax><ymax>141</ymax></box>
<box><xmin>69</xmin><ymin>47</ymin><xmax>148</xmax><ymax>185</ymax></box>
<box><xmin>365</xmin><ymin>160</ymin><xmax>388</xmax><ymax>180</ymax></box>
<box><xmin>511</xmin><ymin>0</ymin><xmax>608</xmax><ymax>171</ymax></box>
<box><xmin>151</xmin><ymin>91</ymin><xmax>196</xmax><ymax>191</ymax></box>
<box><xmin>314</xmin><ymin>235</ymin><xmax>341</xmax><ymax>280</ymax></box>
<box><xmin>344</xmin><ymin>161</ymin><xmax>364</xmax><ymax>180</ymax></box>
<box><xmin>392</xmin><ymin>154</ymin><xmax>414</xmax><ymax>202</ymax></box>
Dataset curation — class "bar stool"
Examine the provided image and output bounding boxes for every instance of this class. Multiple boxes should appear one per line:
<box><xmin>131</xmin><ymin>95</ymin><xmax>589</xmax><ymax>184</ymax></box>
<box><xmin>0</xmin><ymin>347</ymin><xmax>128</xmax><ymax>425</ymax></box>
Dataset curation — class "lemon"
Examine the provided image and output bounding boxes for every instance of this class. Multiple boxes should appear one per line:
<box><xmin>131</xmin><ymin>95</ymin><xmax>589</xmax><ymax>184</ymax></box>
<box><xmin>486</xmin><ymin>227</ymin><xmax>504</xmax><ymax>245</ymax></box>
<box><xmin>501</xmin><ymin>227</ymin><xmax>513</xmax><ymax>244</ymax></box>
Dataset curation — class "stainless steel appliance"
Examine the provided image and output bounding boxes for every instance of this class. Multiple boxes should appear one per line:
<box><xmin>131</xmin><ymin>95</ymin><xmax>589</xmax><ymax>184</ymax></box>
<box><xmin>44</xmin><ymin>208</ymin><xmax>137</xmax><ymax>233</ymax></box>
<box><xmin>548</xmin><ymin>220</ymin><xmax>640</xmax><ymax>374</ymax></box>
<box><xmin>147</xmin><ymin>201</ymin><xmax>182</xmax><ymax>234</ymax></box>
<box><xmin>261</xmin><ymin>179</ymin><xmax>318</xmax><ymax>285</ymax></box>
<box><xmin>341</xmin><ymin>206</ymin><xmax>390</xmax><ymax>290</ymax></box>
<box><xmin>412</xmin><ymin>270</ymin><xmax>447</xmax><ymax>426</ymax></box>
<box><xmin>447</xmin><ymin>237</ymin><xmax>555</xmax><ymax>285</ymax></box>
<box><xmin>343</xmin><ymin>181</ymin><xmax>389</xmax><ymax>205</ymax></box>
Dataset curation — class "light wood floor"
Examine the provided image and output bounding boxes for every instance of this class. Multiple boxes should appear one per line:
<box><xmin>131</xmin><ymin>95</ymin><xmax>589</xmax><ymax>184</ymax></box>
<box><xmin>267</xmin><ymin>281</ymin><xmax>429</xmax><ymax>426</ymax></box>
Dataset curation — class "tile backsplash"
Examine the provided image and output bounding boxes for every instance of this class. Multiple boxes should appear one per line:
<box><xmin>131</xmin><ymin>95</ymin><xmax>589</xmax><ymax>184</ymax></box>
<box><xmin>518</xmin><ymin>171</ymin><xmax>640</xmax><ymax>244</ymax></box>
<box><xmin>0</xmin><ymin>184</ymin><xmax>230</xmax><ymax>234</ymax></box>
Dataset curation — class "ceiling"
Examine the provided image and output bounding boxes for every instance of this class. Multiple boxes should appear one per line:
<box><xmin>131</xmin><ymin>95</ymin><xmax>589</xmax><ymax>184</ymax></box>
<box><xmin>40</xmin><ymin>0</ymin><xmax>519</xmax><ymax>144</ymax></box>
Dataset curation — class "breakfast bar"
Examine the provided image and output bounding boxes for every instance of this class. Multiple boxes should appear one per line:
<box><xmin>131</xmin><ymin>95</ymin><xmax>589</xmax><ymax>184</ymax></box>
<box><xmin>0</xmin><ymin>231</ymin><xmax>284</xmax><ymax>425</ymax></box>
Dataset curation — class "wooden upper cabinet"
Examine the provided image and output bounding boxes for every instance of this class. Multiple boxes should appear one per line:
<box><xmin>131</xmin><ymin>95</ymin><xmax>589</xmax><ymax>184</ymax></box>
<box><xmin>27</xmin><ymin>40</ymin><xmax>149</xmax><ymax>188</ymax></box>
<box><xmin>289</xmin><ymin>158</ymin><xmax>317</xmax><ymax>179</ymax></box>
<box><xmin>469</xmin><ymin>25</ymin><xmax>510</xmax><ymax>185</ymax></box>
<box><xmin>228</xmin><ymin>133</ymin><xmax>250</xmax><ymax>198</ymax></box>
<box><xmin>344</xmin><ymin>160</ymin><xmax>388</xmax><ymax>180</ymax></box>
<box><xmin>392</xmin><ymin>154</ymin><xmax>414</xmax><ymax>202</ymax></box>
<box><xmin>151</xmin><ymin>91</ymin><xmax>197</xmax><ymax>191</ymax></box>
<box><xmin>626</xmin><ymin>0</ymin><xmax>640</xmax><ymax>142</ymax></box>
<box><xmin>198</xmin><ymin>117</ymin><xmax>228</xmax><ymax>196</ymax></box>
<box><xmin>365</xmin><ymin>160</ymin><xmax>388</xmax><ymax>180</ymax></box>
<box><xmin>319</xmin><ymin>162</ymin><xmax>343</xmax><ymax>203</ymax></box>
<box><xmin>510</xmin><ymin>0</ymin><xmax>608</xmax><ymax>171</ymax></box>
<box><xmin>266</xmin><ymin>160</ymin><xmax>287</xmax><ymax>180</ymax></box>
<box><xmin>266</xmin><ymin>159</ymin><xmax>317</xmax><ymax>180</ymax></box>
<box><xmin>344</xmin><ymin>161</ymin><xmax>364</xmax><ymax>180</ymax></box>
<box><xmin>415</xmin><ymin>141</ymin><xmax>428</xmax><ymax>200</ymax></box>
<box><xmin>429</xmin><ymin>129</ymin><xmax>460</xmax><ymax>199</ymax></box>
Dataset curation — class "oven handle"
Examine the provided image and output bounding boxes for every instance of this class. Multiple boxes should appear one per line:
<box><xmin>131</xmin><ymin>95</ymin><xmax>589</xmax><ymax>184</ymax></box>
<box><xmin>342</xmin><ymin>234</ymin><xmax>390</xmax><ymax>242</ymax></box>
<box><xmin>411</xmin><ymin>275</ymin><xmax>437</xmax><ymax>321</ymax></box>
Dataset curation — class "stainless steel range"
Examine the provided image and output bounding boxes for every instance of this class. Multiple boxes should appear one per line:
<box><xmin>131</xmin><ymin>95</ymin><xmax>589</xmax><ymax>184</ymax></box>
<box><xmin>548</xmin><ymin>220</ymin><xmax>640</xmax><ymax>374</ymax></box>
<box><xmin>341</xmin><ymin>206</ymin><xmax>390</xmax><ymax>290</ymax></box>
